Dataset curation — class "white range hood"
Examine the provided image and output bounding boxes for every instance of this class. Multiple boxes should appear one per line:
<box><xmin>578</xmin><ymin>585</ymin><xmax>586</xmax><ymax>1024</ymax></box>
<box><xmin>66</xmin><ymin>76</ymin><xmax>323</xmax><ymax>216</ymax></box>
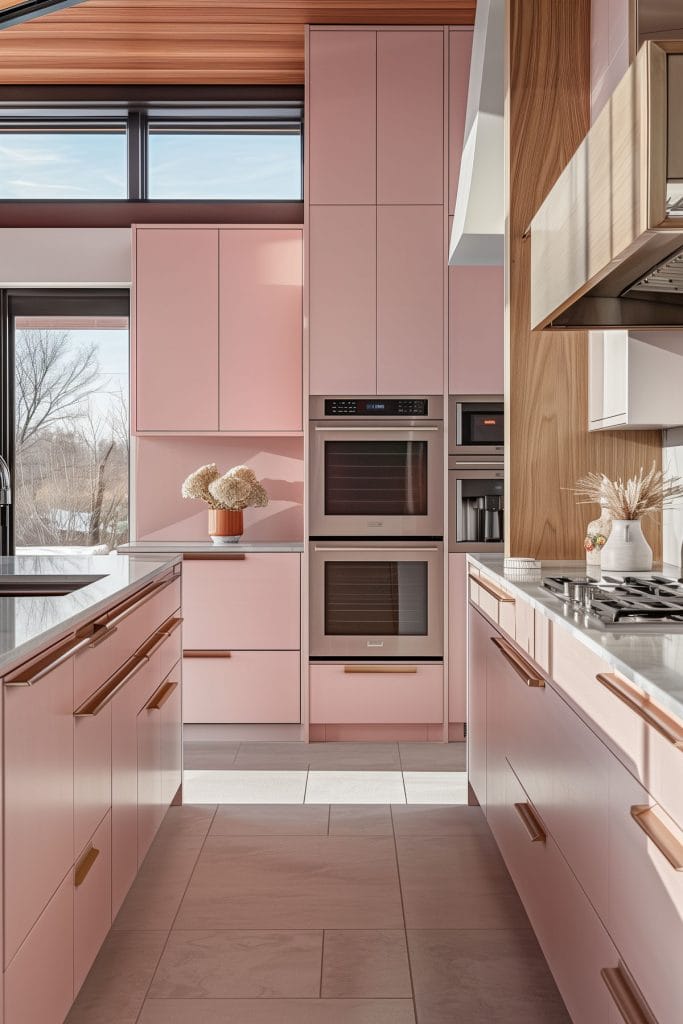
<box><xmin>448</xmin><ymin>0</ymin><xmax>504</xmax><ymax>267</ymax></box>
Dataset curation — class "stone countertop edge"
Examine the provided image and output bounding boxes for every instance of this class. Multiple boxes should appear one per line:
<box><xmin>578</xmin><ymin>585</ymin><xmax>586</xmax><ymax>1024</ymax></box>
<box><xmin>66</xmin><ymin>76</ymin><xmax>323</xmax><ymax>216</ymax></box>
<box><xmin>467</xmin><ymin>554</ymin><xmax>683</xmax><ymax>720</ymax></box>
<box><xmin>0</xmin><ymin>553</ymin><xmax>181</xmax><ymax>680</ymax></box>
<box><xmin>118</xmin><ymin>541</ymin><xmax>305</xmax><ymax>554</ymax></box>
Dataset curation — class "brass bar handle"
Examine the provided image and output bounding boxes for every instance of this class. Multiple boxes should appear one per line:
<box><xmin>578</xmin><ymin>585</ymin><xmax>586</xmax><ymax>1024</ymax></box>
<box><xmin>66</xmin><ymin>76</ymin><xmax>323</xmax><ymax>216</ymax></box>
<box><xmin>491</xmin><ymin>636</ymin><xmax>545</xmax><ymax>688</ymax></box>
<box><xmin>74</xmin><ymin>846</ymin><xmax>100</xmax><ymax>887</ymax></box>
<box><xmin>344</xmin><ymin>665</ymin><xmax>418</xmax><ymax>674</ymax></box>
<box><xmin>184</xmin><ymin>649</ymin><xmax>232</xmax><ymax>659</ymax></box>
<box><xmin>183</xmin><ymin>552</ymin><xmax>246</xmax><ymax>560</ymax></box>
<box><xmin>601</xmin><ymin>963</ymin><xmax>658</xmax><ymax>1024</ymax></box>
<box><xmin>5</xmin><ymin>630</ymin><xmax>95</xmax><ymax>687</ymax></box>
<box><xmin>314</xmin><ymin>546</ymin><xmax>439</xmax><ymax>553</ymax></box>
<box><xmin>631</xmin><ymin>805</ymin><xmax>683</xmax><ymax>871</ymax></box>
<box><xmin>314</xmin><ymin>426</ymin><xmax>439</xmax><ymax>432</ymax></box>
<box><xmin>514</xmin><ymin>801</ymin><xmax>547</xmax><ymax>843</ymax></box>
<box><xmin>596</xmin><ymin>674</ymin><xmax>683</xmax><ymax>749</ymax></box>
<box><xmin>146</xmin><ymin>679</ymin><xmax>178</xmax><ymax>711</ymax></box>
<box><xmin>94</xmin><ymin>574</ymin><xmax>177</xmax><ymax>632</ymax></box>
<box><xmin>74</xmin><ymin>654</ymin><xmax>149</xmax><ymax>717</ymax></box>
<box><xmin>89</xmin><ymin>623</ymin><xmax>119</xmax><ymax>648</ymax></box>
<box><xmin>470</xmin><ymin>574</ymin><xmax>515</xmax><ymax>603</ymax></box>
<box><xmin>143</xmin><ymin>617</ymin><xmax>183</xmax><ymax>658</ymax></box>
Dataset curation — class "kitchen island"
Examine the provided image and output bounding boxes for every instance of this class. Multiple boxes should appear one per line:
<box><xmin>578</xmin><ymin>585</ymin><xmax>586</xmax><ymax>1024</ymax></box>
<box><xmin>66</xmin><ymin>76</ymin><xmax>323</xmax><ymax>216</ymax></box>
<box><xmin>0</xmin><ymin>552</ymin><xmax>183</xmax><ymax>1024</ymax></box>
<box><xmin>466</xmin><ymin>554</ymin><xmax>683</xmax><ymax>1024</ymax></box>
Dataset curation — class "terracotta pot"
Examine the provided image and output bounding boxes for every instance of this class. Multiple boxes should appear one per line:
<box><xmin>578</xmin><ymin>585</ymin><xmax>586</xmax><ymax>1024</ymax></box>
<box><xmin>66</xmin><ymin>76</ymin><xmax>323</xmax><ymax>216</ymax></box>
<box><xmin>208</xmin><ymin>508</ymin><xmax>243</xmax><ymax>544</ymax></box>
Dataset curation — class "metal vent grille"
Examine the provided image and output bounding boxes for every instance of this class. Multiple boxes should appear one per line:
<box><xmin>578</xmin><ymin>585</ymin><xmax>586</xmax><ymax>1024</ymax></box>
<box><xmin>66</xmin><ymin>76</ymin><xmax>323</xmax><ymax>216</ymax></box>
<box><xmin>626</xmin><ymin>246</ymin><xmax>683</xmax><ymax>295</ymax></box>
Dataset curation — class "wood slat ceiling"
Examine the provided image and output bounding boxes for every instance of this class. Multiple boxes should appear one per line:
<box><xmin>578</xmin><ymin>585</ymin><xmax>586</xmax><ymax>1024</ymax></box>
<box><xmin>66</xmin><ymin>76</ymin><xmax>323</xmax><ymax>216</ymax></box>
<box><xmin>0</xmin><ymin>1</ymin><xmax>476</xmax><ymax>84</ymax></box>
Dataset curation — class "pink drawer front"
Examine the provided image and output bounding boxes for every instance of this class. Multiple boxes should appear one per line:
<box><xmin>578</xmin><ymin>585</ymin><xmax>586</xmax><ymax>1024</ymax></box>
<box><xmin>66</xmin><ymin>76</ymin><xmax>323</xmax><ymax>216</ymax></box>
<box><xmin>75</xmin><ymin>574</ymin><xmax>181</xmax><ymax>706</ymax></box>
<box><xmin>182</xmin><ymin>555</ymin><xmax>300</xmax><ymax>650</ymax></box>
<box><xmin>4</xmin><ymin>870</ymin><xmax>74</xmax><ymax>1024</ymax></box>
<box><xmin>74</xmin><ymin>701</ymin><xmax>112</xmax><ymax>856</ymax></box>
<box><xmin>74</xmin><ymin>811</ymin><xmax>112</xmax><ymax>996</ymax></box>
<box><xmin>309</xmin><ymin>664</ymin><xmax>443</xmax><ymax>725</ymax></box>
<box><xmin>183</xmin><ymin>651</ymin><xmax>300</xmax><ymax>724</ymax></box>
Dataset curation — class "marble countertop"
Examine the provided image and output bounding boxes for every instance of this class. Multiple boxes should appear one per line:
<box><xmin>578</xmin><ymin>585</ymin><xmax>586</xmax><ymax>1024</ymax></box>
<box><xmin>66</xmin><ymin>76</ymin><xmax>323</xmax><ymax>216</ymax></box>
<box><xmin>0</xmin><ymin>553</ymin><xmax>180</xmax><ymax>677</ymax></box>
<box><xmin>119</xmin><ymin>541</ymin><xmax>304</xmax><ymax>554</ymax></box>
<box><xmin>468</xmin><ymin>555</ymin><xmax>683</xmax><ymax>719</ymax></box>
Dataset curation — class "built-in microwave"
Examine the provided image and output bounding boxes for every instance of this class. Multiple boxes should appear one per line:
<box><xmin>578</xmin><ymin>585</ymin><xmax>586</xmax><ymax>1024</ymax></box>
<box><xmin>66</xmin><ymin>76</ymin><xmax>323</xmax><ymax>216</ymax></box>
<box><xmin>449</xmin><ymin>396</ymin><xmax>504</xmax><ymax>456</ymax></box>
<box><xmin>309</xmin><ymin>396</ymin><xmax>444</xmax><ymax>538</ymax></box>
<box><xmin>309</xmin><ymin>540</ymin><xmax>443</xmax><ymax>659</ymax></box>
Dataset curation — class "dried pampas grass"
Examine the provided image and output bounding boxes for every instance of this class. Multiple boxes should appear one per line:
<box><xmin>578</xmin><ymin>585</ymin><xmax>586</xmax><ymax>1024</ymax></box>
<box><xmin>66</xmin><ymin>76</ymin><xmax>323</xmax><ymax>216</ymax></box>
<box><xmin>573</xmin><ymin>463</ymin><xmax>683</xmax><ymax>521</ymax></box>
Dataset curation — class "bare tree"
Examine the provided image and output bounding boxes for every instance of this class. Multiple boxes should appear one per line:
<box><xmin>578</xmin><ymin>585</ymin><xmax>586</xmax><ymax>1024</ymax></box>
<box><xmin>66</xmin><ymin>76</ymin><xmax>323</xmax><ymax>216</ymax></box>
<box><xmin>15</xmin><ymin>329</ymin><xmax>100</xmax><ymax>448</ymax></box>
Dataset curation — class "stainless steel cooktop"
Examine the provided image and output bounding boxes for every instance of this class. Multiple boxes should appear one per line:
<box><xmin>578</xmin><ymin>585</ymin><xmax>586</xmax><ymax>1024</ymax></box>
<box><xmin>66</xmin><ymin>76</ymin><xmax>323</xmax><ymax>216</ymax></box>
<box><xmin>541</xmin><ymin>574</ymin><xmax>683</xmax><ymax>628</ymax></box>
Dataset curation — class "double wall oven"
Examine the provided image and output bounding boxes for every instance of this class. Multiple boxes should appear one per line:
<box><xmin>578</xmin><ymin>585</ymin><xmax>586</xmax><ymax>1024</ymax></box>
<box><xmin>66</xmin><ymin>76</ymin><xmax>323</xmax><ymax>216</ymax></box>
<box><xmin>309</xmin><ymin>397</ymin><xmax>444</xmax><ymax>660</ymax></box>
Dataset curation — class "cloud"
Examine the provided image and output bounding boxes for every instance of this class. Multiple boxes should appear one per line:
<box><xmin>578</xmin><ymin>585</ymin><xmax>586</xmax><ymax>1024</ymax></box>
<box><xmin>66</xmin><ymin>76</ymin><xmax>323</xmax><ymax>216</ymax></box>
<box><xmin>0</xmin><ymin>143</ymin><xmax>65</xmax><ymax>166</ymax></box>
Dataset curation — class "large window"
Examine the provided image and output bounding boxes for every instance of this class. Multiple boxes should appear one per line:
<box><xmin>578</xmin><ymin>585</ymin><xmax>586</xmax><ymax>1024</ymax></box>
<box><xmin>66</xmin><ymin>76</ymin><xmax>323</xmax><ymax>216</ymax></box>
<box><xmin>0</xmin><ymin>96</ymin><xmax>303</xmax><ymax>202</ymax></box>
<box><xmin>1</xmin><ymin>292</ymin><xmax>130</xmax><ymax>555</ymax></box>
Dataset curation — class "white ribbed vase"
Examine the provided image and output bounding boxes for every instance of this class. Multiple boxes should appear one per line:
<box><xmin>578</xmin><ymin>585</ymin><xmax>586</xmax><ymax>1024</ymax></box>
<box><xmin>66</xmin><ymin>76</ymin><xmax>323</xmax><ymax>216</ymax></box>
<box><xmin>599</xmin><ymin>519</ymin><xmax>653</xmax><ymax>572</ymax></box>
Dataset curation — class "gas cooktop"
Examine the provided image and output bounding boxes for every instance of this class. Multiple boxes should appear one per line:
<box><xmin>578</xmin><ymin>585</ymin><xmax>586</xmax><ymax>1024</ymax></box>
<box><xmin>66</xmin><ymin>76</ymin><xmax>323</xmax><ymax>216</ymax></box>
<box><xmin>541</xmin><ymin>574</ymin><xmax>683</xmax><ymax>628</ymax></box>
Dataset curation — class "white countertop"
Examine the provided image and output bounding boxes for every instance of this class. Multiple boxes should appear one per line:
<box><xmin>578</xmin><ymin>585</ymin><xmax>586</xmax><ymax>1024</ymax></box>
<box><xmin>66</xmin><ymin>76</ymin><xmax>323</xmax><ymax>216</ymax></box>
<box><xmin>468</xmin><ymin>555</ymin><xmax>683</xmax><ymax>719</ymax></box>
<box><xmin>119</xmin><ymin>541</ymin><xmax>304</xmax><ymax>554</ymax></box>
<box><xmin>0</xmin><ymin>553</ymin><xmax>180</xmax><ymax>677</ymax></box>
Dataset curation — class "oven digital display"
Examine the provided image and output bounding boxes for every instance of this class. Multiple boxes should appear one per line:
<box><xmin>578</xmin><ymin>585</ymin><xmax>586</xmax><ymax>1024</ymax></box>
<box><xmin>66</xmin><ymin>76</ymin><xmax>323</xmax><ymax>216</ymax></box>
<box><xmin>324</xmin><ymin>398</ymin><xmax>428</xmax><ymax>416</ymax></box>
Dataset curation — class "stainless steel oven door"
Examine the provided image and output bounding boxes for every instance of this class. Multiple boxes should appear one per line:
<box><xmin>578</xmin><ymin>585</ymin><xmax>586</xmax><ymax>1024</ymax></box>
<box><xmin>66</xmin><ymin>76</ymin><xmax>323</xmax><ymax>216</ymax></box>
<box><xmin>310</xmin><ymin>541</ymin><xmax>443</xmax><ymax>658</ymax></box>
<box><xmin>309</xmin><ymin>421</ymin><xmax>444</xmax><ymax>537</ymax></box>
<box><xmin>448</xmin><ymin>463</ymin><xmax>504</xmax><ymax>553</ymax></box>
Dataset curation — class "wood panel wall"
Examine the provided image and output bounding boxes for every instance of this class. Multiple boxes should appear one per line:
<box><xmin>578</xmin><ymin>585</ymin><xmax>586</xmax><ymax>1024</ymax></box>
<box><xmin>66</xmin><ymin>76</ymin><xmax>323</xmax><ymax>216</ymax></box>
<box><xmin>505</xmin><ymin>0</ymin><xmax>662</xmax><ymax>560</ymax></box>
<box><xmin>0</xmin><ymin>1</ymin><xmax>475</xmax><ymax>84</ymax></box>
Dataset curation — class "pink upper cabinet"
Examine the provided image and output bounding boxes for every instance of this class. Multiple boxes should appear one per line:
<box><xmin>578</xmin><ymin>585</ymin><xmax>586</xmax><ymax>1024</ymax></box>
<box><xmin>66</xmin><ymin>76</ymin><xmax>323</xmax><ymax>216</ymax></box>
<box><xmin>309</xmin><ymin>205</ymin><xmax>377</xmax><ymax>395</ymax></box>
<box><xmin>135</xmin><ymin>228</ymin><xmax>219</xmax><ymax>432</ymax></box>
<box><xmin>219</xmin><ymin>229</ymin><xmax>302</xmax><ymax>431</ymax></box>
<box><xmin>377</xmin><ymin>30</ymin><xmax>445</xmax><ymax>204</ymax></box>
<box><xmin>448</xmin><ymin>29</ymin><xmax>474</xmax><ymax>211</ymax></box>
<box><xmin>377</xmin><ymin>205</ymin><xmax>444</xmax><ymax>395</ymax></box>
<box><xmin>308</xmin><ymin>30</ymin><xmax>376</xmax><ymax>205</ymax></box>
<box><xmin>449</xmin><ymin>260</ymin><xmax>504</xmax><ymax>395</ymax></box>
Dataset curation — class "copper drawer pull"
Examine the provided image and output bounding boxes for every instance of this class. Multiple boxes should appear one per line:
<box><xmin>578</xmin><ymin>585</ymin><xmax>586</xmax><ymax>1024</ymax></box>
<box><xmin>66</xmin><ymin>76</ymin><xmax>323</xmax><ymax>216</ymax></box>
<box><xmin>147</xmin><ymin>679</ymin><xmax>178</xmax><ymax>710</ymax></box>
<box><xmin>142</xmin><ymin>616</ymin><xmax>183</xmax><ymax>658</ymax></box>
<box><xmin>470</xmin><ymin>574</ymin><xmax>515</xmax><ymax>603</ymax></box>
<box><xmin>514</xmin><ymin>801</ymin><xmax>546</xmax><ymax>843</ymax></box>
<box><xmin>631</xmin><ymin>805</ymin><xmax>683</xmax><ymax>871</ymax></box>
<box><xmin>601</xmin><ymin>963</ymin><xmax>658</xmax><ymax>1024</ymax></box>
<box><xmin>343</xmin><ymin>665</ymin><xmax>418</xmax><ymax>674</ymax></box>
<box><xmin>74</xmin><ymin>653</ymin><xmax>150</xmax><ymax>716</ymax></box>
<box><xmin>491</xmin><ymin>636</ymin><xmax>544</xmax><ymax>687</ymax></box>
<box><xmin>596</xmin><ymin>673</ymin><xmax>683</xmax><ymax>749</ymax></box>
<box><xmin>93</xmin><ymin>574</ymin><xmax>177</xmax><ymax>633</ymax></box>
<box><xmin>74</xmin><ymin>846</ymin><xmax>100</xmax><ymax>887</ymax></box>
<box><xmin>5</xmin><ymin>630</ymin><xmax>95</xmax><ymax>687</ymax></box>
<box><xmin>184</xmin><ymin>649</ymin><xmax>232</xmax><ymax>659</ymax></box>
<box><xmin>89</xmin><ymin>623</ymin><xmax>119</xmax><ymax>648</ymax></box>
<box><xmin>183</xmin><ymin>552</ymin><xmax>245</xmax><ymax>560</ymax></box>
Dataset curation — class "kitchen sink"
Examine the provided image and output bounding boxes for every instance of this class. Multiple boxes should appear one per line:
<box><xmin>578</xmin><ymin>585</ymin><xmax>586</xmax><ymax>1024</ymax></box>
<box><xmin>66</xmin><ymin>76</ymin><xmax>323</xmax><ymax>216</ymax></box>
<box><xmin>0</xmin><ymin>574</ymin><xmax>105</xmax><ymax>597</ymax></box>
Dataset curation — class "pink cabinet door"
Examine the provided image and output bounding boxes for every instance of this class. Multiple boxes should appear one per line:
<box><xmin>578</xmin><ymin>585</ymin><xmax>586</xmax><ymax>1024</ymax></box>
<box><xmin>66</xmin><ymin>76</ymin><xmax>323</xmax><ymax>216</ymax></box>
<box><xmin>74</xmin><ymin>811</ymin><xmax>112</xmax><ymax>996</ymax></box>
<box><xmin>308</xmin><ymin>29</ymin><xmax>376</xmax><ymax>205</ymax></box>
<box><xmin>135</xmin><ymin>227</ymin><xmax>219</xmax><ymax>431</ymax></box>
<box><xmin>182</xmin><ymin>554</ymin><xmax>300</xmax><ymax>651</ymax></box>
<box><xmin>219</xmin><ymin>229</ymin><xmax>302</xmax><ymax>431</ymax></box>
<box><xmin>467</xmin><ymin>605</ymin><xmax>492</xmax><ymax>808</ymax></box>
<box><xmin>309</xmin><ymin>205</ymin><xmax>376</xmax><ymax>395</ymax></box>
<box><xmin>74</xmin><ymin>702</ymin><xmax>112</xmax><ymax>856</ymax></box>
<box><xmin>159</xmin><ymin>668</ymin><xmax>182</xmax><ymax>807</ymax></box>
<box><xmin>4</xmin><ymin>658</ymin><xmax>74</xmax><ymax>966</ymax></box>
<box><xmin>377</xmin><ymin>205</ymin><xmax>444</xmax><ymax>395</ymax></box>
<box><xmin>137</xmin><ymin>692</ymin><xmax>163</xmax><ymax>867</ymax></box>
<box><xmin>377</xmin><ymin>30</ymin><xmax>444</xmax><ymax>204</ymax></box>
<box><xmin>448</xmin><ymin>29</ymin><xmax>474</xmax><ymax>212</ymax></box>
<box><xmin>448</xmin><ymin>554</ymin><xmax>467</xmax><ymax>724</ymax></box>
<box><xmin>4</xmin><ymin>872</ymin><xmax>74</xmax><ymax>1024</ymax></box>
<box><xmin>449</xmin><ymin>261</ymin><xmax>504</xmax><ymax>395</ymax></box>
<box><xmin>184</xmin><ymin>651</ymin><xmax>300</xmax><ymax>725</ymax></box>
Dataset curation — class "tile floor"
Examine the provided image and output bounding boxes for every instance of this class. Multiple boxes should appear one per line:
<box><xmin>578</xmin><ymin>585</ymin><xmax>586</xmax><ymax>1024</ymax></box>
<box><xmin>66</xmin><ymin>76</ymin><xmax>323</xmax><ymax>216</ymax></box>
<box><xmin>66</xmin><ymin>742</ymin><xmax>570</xmax><ymax>1024</ymax></box>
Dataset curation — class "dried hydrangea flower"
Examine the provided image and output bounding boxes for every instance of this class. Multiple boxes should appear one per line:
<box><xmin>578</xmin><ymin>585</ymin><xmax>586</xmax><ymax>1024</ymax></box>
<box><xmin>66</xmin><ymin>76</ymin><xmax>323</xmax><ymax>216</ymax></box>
<box><xmin>208</xmin><ymin>465</ymin><xmax>270</xmax><ymax>511</ymax></box>
<box><xmin>181</xmin><ymin>463</ymin><xmax>221</xmax><ymax>508</ymax></box>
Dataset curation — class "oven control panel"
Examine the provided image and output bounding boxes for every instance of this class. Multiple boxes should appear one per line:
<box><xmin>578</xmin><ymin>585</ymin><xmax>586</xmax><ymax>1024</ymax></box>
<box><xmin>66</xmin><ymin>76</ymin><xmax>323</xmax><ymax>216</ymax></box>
<box><xmin>324</xmin><ymin>398</ymin><xmax>429</xmax><ymax>416</ymax></box>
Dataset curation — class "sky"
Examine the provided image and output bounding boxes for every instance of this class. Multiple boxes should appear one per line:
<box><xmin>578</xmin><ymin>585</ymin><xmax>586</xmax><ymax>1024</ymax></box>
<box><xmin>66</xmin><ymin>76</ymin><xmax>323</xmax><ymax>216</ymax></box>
<box><xmin>0</xmin><ymin>131</ymin><xmax>301</xmax><ymax>200</ymax></box>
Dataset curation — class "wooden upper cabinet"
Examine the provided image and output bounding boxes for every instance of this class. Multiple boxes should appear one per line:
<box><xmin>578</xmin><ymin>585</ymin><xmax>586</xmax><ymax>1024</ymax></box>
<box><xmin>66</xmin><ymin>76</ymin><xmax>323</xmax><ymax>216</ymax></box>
<box><xmin>377</xmin><ymin>30</ymin><xmax>444</xmax><ymax>204</ymax></box>
<box><xmin>377</xmin><ymin>205</ymin><xmax>444</xmax><ymax>394</ymax></box>
<box><xmin>135</xmin><ymin>228</ymin><xmax>219</xmax><ymax>432</ymax></box>
<box><xmin>448</xmin><ymin>28</ymin><xmax>473</xmax><ymax>212</ymax></box>
<box><xmin>219</xmin><ymin>229</ymin><xmax>302</xmax><ymax>431</ymax></box>
<box><xmin>308</xmin><ymin>29</ymin><xmax>376</xmax><ymax>205</ymax></box>
<box><xmin>309</xmin><ymin>205</ymin><xmax>377</xmax><ymax>395</ymax></box>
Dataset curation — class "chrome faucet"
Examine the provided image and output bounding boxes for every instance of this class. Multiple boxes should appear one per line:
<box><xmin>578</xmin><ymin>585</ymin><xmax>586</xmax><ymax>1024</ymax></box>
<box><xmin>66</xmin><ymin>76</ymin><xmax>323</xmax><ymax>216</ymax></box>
<box><xmin>0</xmin><ymin>455</ymin><xmax>11</xmax><ymax>506</ymax></box>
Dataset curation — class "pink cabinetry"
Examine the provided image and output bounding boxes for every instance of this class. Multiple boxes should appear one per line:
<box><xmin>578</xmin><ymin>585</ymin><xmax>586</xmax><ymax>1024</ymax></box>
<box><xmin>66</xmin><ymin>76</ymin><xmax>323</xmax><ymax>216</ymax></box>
<box><xmin>377</xmin><ymin>30</ymin><xmax>444</xmax><ymax>203</ymax></box>
<box><xmin>135</xmin><ymin>227</ymin><xmax>219</xmax><ymax>432</ymax></box>
<box><xmin>74</xmin><ymin>812</ymin><xmax>112</xmax><ymax>995</ymax></box>
<box><xmin>448</xmin><ymin>554</ymin><xmax>467</xmax><ymax>723</ymax></box>
<box><xmin>309</xmin><ymin>664</ymin><xmax>443</xmax><ymax>725</ymax></box>
<box><xmin>449</xmin><ymin>262</ymin><xmax>504</xmax><ymax>395</ymax></box>
<box><xmin>184</xmin><ymin>651</ymin><xmax>300</xmax><ymax>724</ymax></box>
<box><xmin>308</xmin><ymin>30</ymin><xmax>376</xmax><ymax>204</ymax></box>
<box><xmin>467</xmin><ymin>605</ymin><xmax>492</xmax><ymax>808</ymax></box>
<box><xmin>74</xmin><ymin>701</ymin><xmax>112</xmax><ymax>856</ymax></box>
<box><xmin>159</xmin><ymin>666</ymin><xmax>183</xmax><ymax>807</ymax></box>
<box><xmin>219</xmin><ymin>229</ymin><xmax>302</xmax><ymax>431</ymax></box>
<box><xmin>377</xmin><ymin>205</ymin><xmax>444</xmax><ymax>395</ymax></box>
<box><xmin>448</xmin><ymin>29</ymin><xmax>473</xmax><ymax>211</ymax></box>
<box><xmin>137</xmin><ymin>686</ymin><xmax>164</xmax><ymax>866</ymax></box>
<box><xmin>308</xmin><ymin>205</ymin><xmax>376</xmax><ymax>395</ymax></box>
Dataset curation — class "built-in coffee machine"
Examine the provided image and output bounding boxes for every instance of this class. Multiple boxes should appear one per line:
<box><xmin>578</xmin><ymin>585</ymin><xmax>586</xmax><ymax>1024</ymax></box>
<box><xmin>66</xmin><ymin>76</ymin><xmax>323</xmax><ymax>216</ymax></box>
<box><xmin>448</xmin><ymin>396</ymin><xmax>504</xmax><ymax>553</ymax></box>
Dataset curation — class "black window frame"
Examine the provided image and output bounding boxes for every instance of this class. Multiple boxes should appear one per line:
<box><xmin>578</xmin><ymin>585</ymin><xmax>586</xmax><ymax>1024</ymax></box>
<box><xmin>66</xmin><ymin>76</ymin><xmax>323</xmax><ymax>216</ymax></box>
<box><xmin>0</xmin><ymin>85</ymin><xmax>304</xmax><ymax>205</ymax></box>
